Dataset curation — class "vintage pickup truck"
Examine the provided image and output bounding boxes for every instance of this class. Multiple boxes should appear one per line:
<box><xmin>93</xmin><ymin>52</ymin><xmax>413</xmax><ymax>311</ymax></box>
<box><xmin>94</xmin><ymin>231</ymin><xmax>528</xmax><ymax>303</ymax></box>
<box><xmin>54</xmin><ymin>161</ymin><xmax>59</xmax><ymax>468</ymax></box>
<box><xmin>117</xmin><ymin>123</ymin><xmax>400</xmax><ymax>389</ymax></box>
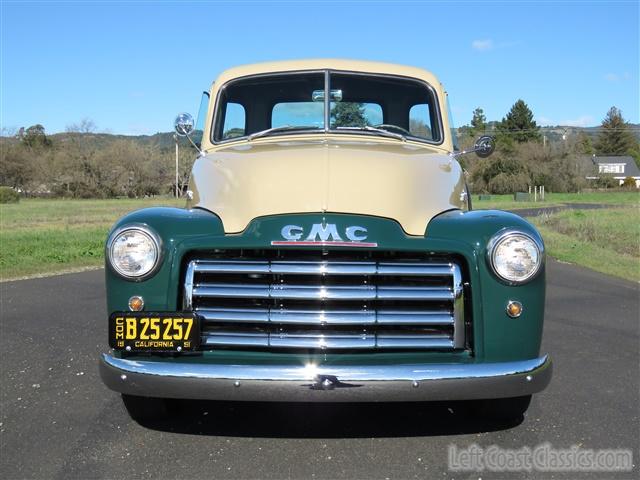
<box><xmin>99</xmin><ymin>59</ymin><xmax>551</xmax><ymax>422</ymax></box>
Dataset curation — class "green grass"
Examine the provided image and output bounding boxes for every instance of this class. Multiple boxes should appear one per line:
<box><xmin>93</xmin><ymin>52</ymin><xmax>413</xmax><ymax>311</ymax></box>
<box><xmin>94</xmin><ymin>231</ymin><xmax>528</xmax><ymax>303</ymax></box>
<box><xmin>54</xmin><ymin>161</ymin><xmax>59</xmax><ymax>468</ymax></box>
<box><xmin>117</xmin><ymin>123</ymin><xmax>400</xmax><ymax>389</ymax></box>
<box><xmin>0</xmin><ymin>197</ymin><xmax>182</xmax><ymax>280</ymax></box>
<box><xmin>474</xmin><ymin>191</ymin><xmax>640</xmax><ymax>210</ymax></box>
<box><xmin>1</xmin><ymin>195</ymin><xmax>639</xmax><ymax>282</ymax></box>
<box><xmin>531</xmin><ymin>208</ymin><xmax>640</xmax><ymax>282</ymax></box>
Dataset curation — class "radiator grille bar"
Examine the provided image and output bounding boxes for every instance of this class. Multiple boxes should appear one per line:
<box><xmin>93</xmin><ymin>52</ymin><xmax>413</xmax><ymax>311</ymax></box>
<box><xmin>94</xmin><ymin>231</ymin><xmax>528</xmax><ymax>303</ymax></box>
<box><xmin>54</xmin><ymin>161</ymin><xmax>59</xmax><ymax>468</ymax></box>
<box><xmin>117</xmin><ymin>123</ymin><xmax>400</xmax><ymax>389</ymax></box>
<box><xmin>183</xmin><ymin>253</ymin><xmax>467</xmax><ymax>352</ymax></box>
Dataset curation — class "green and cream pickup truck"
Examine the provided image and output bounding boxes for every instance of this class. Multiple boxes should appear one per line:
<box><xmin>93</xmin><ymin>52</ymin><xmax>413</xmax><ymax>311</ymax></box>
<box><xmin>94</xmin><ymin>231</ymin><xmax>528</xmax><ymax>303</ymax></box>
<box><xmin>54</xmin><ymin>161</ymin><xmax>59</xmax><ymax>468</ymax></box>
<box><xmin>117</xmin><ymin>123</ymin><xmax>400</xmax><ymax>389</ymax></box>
<box><xmin>99</xmin><ymin>59</ymin><xmax>551</xmax><ymax>422</ymax></box>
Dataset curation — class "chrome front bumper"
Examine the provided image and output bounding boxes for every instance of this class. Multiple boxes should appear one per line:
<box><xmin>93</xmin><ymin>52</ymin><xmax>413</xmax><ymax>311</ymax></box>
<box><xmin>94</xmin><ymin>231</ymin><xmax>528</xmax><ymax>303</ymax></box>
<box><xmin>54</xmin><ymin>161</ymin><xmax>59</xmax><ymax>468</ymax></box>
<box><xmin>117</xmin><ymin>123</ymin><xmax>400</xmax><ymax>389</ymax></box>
<box><xmin>99</xmin><ymin>353</ymin><xmax>552</xmax><ymax>402</ymax></box>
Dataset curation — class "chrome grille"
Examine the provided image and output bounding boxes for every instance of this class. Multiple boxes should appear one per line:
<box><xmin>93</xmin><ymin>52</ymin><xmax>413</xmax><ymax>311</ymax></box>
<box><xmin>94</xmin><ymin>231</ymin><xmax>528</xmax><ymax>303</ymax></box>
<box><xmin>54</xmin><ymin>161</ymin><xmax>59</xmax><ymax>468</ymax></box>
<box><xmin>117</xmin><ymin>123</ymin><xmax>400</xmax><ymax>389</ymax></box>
<box><xmin>183</xmin><ymin>253</ymin><xmax>467</xmax><ymax>351</ymax></box>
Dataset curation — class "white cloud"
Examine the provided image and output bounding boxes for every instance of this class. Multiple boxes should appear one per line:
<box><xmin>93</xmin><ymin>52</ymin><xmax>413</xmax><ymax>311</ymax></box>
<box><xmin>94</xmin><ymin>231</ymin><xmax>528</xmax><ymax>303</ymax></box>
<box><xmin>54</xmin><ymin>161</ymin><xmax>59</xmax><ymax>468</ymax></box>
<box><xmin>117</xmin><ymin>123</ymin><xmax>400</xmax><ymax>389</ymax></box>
<box><xmin>604</xmin><ymin>72</ymin><xmax>631</xmax><ymax>82</ymax></box>
<box><xmin>471</xmin><ymin>39</ymin><xmax>494</xmax><ymax>51</ymax></box>
<box><xmin>561</xmin><ymin>115</ymin><xmax>595</xmax><ymax>127</ymax></box>
<box><xmin>471</xmin><ymin>39</ymin><xmax>518</xmax><ymax>52</ymax></box>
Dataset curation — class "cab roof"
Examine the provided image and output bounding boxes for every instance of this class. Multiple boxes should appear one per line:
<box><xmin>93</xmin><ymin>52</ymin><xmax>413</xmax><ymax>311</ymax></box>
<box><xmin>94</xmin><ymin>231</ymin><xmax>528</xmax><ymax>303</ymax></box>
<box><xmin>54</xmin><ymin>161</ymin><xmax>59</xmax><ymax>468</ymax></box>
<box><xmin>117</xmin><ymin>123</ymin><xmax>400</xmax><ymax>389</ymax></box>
<box><xmin>212</xmin><ymin>59</ymin><xmax>443</xmax><ymax>90</ymax></box>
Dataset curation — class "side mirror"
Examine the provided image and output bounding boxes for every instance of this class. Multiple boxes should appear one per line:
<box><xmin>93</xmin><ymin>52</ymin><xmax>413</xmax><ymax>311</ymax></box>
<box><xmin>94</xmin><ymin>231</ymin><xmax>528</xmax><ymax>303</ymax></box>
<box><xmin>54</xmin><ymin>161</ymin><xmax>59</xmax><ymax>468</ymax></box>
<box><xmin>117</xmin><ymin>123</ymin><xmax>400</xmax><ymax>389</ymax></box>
<box><xmin>450</xmin><ymin>135</ymin><xmax>495</xmax><ymax>159</ymax></box>
<box><xmin>174</xmin><ymin>113</ymin><xmax>194</xmax><ymax>136</ymax></box>
<box><xmin>173</xmin><ymin>112</ymin><xmax>204</xmax><ymax>156</ymax></box>
<box><xmin>474</xmin><ymin>135</ymin><xmax>495</xmax><ymax>158</ymax></box>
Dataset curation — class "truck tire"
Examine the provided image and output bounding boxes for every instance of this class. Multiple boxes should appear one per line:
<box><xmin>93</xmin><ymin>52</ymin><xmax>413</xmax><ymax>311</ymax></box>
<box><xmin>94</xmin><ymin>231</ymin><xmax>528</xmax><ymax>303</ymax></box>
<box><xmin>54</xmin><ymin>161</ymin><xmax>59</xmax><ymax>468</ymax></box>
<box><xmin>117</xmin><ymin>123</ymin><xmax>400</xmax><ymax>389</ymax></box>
<box><xmin>121</xmin><ymin>394</ymin><xmax>169</xmax><ymax>422</ymax></box>
<box><xmin>474</xmin><ymin>395</ymin><xmax>532</xmax><ymax>421</ymax></box>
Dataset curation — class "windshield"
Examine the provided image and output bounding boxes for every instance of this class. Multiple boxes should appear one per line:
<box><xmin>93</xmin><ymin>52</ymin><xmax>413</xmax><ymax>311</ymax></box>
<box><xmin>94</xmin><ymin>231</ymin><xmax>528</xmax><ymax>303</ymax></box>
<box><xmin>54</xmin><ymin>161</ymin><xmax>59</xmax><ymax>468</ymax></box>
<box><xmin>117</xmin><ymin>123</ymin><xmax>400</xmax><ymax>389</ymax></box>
<box><xmin>214</xmin><ymin>71</ymin><xmax>442</xmax><ymax>143</ymax></box>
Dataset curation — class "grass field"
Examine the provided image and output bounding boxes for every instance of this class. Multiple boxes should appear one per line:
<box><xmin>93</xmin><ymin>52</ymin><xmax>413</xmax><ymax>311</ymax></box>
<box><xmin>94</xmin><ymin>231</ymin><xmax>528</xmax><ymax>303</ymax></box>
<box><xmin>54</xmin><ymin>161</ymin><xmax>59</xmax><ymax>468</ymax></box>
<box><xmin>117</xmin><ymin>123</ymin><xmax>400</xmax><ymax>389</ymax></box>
<box><xmin>531</xmin><ymin>208</ymin><xmax>640</xmax><ymax>282</ymax></box>
<box><xmin>0</xmin><ymin>197</ymin><xmax>182</xmax><ymax>280</ymax></box>
<box><xmin>474</xmin><ymin>191</ymin><xmax>639</xmax><ymax>210</ymax></box>
<box><xmin>0</xmin><ymin>192</ymin><xmax>638</xmax><ymax>281</ymax></box>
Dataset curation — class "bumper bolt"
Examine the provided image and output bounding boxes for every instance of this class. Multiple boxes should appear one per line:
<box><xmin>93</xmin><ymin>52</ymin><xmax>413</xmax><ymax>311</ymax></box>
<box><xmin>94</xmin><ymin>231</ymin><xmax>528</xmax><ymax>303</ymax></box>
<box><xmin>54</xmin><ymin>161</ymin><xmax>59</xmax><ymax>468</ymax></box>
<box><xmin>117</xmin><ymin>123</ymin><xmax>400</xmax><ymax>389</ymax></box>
<box><xmin>120</xmin><ymin>374</ymin><xmax>127</xmax><ymax>381</ymax></box>
<box><xmin>234</xmin><ymin>381</ymin><xmax>241</xmax><ymax>388</ymax></box>
<box><xmin>125</xmin><ymin>346</ymin><xmax>131</xmax><ymax>352</ymax></box>
<box><xmin>412</xmin><ymin>381</ymin><xmax>419</xmax><ymax>388</ymax></box>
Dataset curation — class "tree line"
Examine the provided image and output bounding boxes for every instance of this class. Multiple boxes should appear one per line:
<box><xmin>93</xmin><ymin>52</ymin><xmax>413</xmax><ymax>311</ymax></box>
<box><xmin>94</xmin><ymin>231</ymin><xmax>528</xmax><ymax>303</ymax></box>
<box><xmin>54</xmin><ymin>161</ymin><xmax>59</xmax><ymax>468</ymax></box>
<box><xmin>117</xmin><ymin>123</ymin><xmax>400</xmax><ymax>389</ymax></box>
<box><xmin>458</xmin><ymin>102</ymin><xmax>639</xmax><ymax>193</ymax></box>
<box><xmin>1</xmin><ymin>102</ymin><xmax>638</xmax><ymax>198</ymax></box>
<box><xmin>0</xmin><ymin>123</ymin><xmax>195</xmax><ymax>198</ymax></box>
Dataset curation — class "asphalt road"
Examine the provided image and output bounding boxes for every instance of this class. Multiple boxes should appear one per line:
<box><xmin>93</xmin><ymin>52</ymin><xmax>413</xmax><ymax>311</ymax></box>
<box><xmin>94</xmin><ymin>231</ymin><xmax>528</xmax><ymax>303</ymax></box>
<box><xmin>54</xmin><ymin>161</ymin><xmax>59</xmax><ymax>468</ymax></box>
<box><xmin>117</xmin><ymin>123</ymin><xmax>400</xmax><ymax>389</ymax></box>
<box><xmin>1</xmin><ymin>260</ymin><xmax>638</xmax><ymax>480</ymax></box>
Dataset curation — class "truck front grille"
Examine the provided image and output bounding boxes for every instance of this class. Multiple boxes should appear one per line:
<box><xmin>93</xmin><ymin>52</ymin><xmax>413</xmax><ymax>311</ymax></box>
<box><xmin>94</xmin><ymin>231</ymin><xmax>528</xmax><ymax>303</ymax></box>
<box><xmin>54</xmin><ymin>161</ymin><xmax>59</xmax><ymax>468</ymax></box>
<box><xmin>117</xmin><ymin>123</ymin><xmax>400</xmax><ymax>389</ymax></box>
<box><xmin>183</xmin><ymin>251</ymin><xmax>467</xmax><ymax>351</ymax></box>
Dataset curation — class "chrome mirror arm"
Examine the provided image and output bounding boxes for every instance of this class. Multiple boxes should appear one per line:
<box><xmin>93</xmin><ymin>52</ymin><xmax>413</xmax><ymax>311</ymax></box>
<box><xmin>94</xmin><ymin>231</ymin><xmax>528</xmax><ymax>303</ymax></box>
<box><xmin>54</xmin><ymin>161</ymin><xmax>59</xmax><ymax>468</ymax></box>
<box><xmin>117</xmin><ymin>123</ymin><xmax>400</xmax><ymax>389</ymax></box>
<box><xmin>182</xmin><ymin>132</ymin><xmax>205</xmax><ymax>156</ymax></box>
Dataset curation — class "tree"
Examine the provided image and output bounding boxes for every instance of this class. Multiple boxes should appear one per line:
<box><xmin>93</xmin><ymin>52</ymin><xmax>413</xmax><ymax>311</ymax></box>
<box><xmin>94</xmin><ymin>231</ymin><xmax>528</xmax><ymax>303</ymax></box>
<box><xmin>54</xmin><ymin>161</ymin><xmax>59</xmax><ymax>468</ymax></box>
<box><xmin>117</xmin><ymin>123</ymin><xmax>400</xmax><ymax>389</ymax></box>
<box><xmin>409</xmin><ymin>119</ymin><xmax>431</xmax><ymax>138</ymax></box>
<box><xmin>331</xmin><ymin>102</ymin><xmax>367</xmax><ymax>128</ymax></box>
<box><xmin>470</xmin><ymin>154</ymin><xmax>531</xmax><ymax>194</ymax></box>
<box><xmin>0</xmin><ymin>142</ymin><xmax>34</xmax><ymax>189</ymax></box>
<box><xmin>21</xmin><ymin>124</ymin><xmax>52</xmax><ymax>148</ymax></box>
<box><xmin>575</xmin><ymin>131</ymin><xmax>594</xmax><ymax>154</ymax></box>
<box><xmin>628</xmin><ymin>144</ymin><xmax>640</xmax><ymax>169</ymax></box>
<box><xmin>66</xmin><ymin>118</ymin><xmax>97</xmax><ymax>133</ymax></box>
<box><xmin>469</xmin><ymin>107</ymin><xmax>486</xmax><ymax>136</ymax></box>
<box><xmin>594</xmin><ymin>107</ymin><xmax>637</xmax><ymax>156</ymax></box>
<box><xmin>497</xmin><ymin>100</ymin><xmax>541</xmax><ymax>144</ymax></box>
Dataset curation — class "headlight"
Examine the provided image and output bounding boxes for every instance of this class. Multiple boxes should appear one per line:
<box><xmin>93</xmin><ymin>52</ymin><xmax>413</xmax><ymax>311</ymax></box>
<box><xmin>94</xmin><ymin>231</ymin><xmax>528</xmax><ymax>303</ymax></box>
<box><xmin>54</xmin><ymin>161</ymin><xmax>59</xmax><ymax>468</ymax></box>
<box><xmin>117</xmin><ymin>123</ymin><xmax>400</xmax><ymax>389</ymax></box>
<box><xmin>487</xmin><ymin>230</ymin><xmax>543</xmax><ymax>284</ymax></box>
<box><xmin>107</xmin><ymin>225</ymin><xmax>162</xmax><ymax>280</ymax></box>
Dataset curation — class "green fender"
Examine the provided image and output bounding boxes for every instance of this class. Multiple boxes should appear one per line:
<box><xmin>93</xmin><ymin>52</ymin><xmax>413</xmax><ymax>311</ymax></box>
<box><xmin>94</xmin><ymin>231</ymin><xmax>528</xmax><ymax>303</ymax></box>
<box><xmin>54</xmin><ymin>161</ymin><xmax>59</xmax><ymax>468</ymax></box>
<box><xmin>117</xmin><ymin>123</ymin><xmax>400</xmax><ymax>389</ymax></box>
<box><xmin>105</xmin><ymin>207</ymin><xmax>545</xmax><ymax>364</ymax></box>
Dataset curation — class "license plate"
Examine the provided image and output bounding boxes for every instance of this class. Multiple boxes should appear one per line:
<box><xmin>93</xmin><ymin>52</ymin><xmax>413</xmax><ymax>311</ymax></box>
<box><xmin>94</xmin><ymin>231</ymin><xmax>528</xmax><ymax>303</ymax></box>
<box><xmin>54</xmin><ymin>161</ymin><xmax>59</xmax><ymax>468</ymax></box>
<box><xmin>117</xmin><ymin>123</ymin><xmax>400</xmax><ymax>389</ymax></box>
<box><xmin>109</xmin><ymin>312</ymin><xmax>200</xmax><ymax>352</ymax></box>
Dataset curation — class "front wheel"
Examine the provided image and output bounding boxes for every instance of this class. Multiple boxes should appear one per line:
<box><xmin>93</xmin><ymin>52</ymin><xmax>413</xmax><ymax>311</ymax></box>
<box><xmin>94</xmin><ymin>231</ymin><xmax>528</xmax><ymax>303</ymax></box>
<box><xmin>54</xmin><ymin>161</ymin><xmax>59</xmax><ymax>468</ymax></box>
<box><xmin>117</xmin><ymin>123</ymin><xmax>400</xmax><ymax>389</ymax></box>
<box><xmin>473</xmin><ymin>395</ymin><xmax>532</xmax><ymax>421</ymax></box>
<box><xmin>121</xmin><ymin>394</ymin><xmax>170</xmax><ymax>422</ymax></box>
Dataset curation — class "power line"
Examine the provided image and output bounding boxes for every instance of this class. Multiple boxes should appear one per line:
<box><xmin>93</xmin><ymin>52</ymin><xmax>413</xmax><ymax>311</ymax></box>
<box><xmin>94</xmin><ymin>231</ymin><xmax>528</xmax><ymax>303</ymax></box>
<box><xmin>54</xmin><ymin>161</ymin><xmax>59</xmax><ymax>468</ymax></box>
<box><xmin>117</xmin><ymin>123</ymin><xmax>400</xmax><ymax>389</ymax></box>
<box><xmin>455</xmin><ymin>127</ymin><xmax>640</xmax><ymax>134</ymax></box>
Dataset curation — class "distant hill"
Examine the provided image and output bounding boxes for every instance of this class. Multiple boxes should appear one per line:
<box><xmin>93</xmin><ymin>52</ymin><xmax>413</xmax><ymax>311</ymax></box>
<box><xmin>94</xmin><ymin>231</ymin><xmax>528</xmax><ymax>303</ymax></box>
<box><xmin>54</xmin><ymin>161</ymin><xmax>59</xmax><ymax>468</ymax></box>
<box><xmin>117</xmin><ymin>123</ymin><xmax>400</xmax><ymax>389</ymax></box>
<box><xmin>455</xmin><ymin>122</ymin><xmax>640</xmax><ymax>143</ymax></box>
<box><xmin>2</xmin><ymin>123</ymin><xmax>639</xmax><ymax>147</ymax></box>
<box><xmin>0</xmin><ymin>131</ymin><xmax>181</xmax><ymax>151</ymax></box>
<box><xmin>50</xmin><ymin>131</ymin><xmax>179</xmax><ymax>149</ymax></box>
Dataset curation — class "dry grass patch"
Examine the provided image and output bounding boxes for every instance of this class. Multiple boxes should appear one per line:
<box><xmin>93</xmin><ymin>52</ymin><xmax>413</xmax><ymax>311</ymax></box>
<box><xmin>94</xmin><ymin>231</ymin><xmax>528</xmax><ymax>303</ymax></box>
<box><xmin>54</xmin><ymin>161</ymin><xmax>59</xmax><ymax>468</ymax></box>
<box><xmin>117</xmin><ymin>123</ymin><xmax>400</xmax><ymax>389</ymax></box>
<box><xmin>532</xmin><ymin>208</ymin><xmax>639</xmax><ymax>282</ymax></box>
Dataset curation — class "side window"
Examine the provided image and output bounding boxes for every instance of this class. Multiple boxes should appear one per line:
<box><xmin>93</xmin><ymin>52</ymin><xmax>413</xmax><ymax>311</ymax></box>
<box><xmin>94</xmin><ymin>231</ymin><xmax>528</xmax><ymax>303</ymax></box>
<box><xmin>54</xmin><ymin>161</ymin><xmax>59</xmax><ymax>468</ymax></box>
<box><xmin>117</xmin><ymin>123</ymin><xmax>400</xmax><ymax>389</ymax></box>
<box><xmin>222</xmin><ymin>103</ymin><xmax>246</xmax><ymax>139</ymax></box>
<box><xmin>409</xmin><ymin>104</ymin><xmax>433</xmax><ymax>140</ymax></box>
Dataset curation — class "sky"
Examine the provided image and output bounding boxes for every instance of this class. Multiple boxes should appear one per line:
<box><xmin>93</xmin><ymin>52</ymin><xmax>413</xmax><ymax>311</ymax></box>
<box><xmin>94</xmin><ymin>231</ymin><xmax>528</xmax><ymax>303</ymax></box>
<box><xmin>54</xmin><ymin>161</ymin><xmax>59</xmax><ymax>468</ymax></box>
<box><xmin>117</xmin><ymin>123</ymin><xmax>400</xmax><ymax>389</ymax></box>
<box><xmin>1</xmin><ymin>0</ymin><xmax>638</xmax><ymax>135</ymax></box>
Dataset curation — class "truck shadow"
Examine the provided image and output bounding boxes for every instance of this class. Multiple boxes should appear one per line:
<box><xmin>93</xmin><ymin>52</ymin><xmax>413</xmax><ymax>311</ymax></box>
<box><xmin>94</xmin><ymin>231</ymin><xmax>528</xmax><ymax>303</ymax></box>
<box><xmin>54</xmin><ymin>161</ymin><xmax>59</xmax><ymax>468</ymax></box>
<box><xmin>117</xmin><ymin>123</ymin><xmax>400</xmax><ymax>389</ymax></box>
<box><xmin>138</xmin><ymin>400</ymin><xmax>524</xmax><ymax>438</ymax></box>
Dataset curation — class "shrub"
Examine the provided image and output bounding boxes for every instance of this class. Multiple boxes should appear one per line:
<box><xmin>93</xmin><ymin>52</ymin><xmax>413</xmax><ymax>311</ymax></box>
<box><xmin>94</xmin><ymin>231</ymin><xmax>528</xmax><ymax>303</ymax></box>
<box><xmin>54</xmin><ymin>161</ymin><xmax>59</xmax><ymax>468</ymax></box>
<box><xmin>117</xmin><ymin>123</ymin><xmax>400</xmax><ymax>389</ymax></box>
<box><xmin>594</xmin><ymin>175</ymin><xmax>618</xmax><ymax>189</ymax></box>
<box><xmin>621</xmin><ymin>176</ymin><xmax>637</xmax><ymax>189</ymax></box>
<box><xmin>487</xmin><ymin>172</ymin><xmax>531</xmax><ymax>194</ymax></box>
<box><xmin>0</xmin><ymin>186</ymin><xmax>20</xmax><ymax>203</ymax></box>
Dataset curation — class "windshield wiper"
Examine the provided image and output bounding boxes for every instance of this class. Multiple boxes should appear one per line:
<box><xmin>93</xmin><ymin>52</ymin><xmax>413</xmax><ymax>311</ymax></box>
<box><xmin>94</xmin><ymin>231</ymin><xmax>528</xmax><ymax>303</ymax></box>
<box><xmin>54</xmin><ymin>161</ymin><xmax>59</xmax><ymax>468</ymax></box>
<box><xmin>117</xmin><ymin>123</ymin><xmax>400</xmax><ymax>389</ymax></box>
<box><xmin>248</xmin><ymin>125</ymin><xmax>321</xmax><ymax>141</ymax></box>
<box><xmin>335</xmin><ymin>126</ymin><xmax>406</xmax><ymax>141</ymax></box>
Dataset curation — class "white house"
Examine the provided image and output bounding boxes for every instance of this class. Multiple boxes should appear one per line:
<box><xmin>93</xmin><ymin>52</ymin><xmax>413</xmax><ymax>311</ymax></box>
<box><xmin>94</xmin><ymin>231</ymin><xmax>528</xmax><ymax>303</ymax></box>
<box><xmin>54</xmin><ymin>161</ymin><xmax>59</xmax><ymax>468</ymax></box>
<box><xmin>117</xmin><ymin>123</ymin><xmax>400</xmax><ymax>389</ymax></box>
<box><xmin>585</xmin><ymin>155</ymin><xmax>640</xmax><ymax>187</ymax></box>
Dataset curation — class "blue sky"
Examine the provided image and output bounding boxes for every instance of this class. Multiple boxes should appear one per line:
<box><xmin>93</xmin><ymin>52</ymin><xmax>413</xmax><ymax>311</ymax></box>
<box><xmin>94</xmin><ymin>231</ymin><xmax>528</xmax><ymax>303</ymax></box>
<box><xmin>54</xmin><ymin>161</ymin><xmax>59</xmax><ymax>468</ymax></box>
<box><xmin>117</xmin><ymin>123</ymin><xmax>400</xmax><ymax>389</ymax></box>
<box><xmin>1</xmin><ymin>0</ymin><xmax>638</xmax><ymax>135</ymax></box>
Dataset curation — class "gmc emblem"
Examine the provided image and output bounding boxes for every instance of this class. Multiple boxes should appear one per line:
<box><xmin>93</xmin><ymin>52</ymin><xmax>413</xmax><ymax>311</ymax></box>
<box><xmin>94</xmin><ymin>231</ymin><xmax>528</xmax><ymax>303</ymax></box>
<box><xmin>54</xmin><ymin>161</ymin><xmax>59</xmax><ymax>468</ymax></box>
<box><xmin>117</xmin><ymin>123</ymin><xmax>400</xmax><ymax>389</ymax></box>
<box><xmin>271</xmin><ymin>223</ymin><xmax>377</xmax><ymax>247</ymax></box>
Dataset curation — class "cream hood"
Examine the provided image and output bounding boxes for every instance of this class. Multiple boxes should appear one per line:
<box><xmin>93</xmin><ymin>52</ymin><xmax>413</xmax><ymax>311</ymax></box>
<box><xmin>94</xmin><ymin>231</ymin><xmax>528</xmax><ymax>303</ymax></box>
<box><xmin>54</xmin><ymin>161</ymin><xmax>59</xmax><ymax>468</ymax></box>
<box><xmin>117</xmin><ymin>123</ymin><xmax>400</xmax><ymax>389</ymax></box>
<box><xmin>189</xmin><ymin>138</ymin><xmax>466</xmax><ymax>235</ymax></box>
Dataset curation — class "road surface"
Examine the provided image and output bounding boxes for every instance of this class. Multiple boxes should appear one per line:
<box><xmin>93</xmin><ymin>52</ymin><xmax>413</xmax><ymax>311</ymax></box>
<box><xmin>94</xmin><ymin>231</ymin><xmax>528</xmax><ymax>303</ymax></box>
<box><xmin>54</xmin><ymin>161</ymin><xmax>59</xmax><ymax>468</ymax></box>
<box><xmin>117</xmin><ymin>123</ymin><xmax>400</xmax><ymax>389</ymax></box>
<box><xmin>1</xmin><ymin>261</ymin><xmax>638</xmax><ymax>479</ymax></box>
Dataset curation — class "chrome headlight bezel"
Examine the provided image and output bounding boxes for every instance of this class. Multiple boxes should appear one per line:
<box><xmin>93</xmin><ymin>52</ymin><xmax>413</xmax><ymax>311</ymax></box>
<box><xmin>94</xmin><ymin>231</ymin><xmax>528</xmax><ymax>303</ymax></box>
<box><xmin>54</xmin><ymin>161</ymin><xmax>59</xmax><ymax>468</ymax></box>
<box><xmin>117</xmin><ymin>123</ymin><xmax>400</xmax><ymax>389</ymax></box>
<box><xmin>486</xmin><ymin>229</ymin><xmax>544</xmax><ymax>285</ymax></box>
<box><xmin>106</xmin><ymin>224</ymin><xmax>163</xmax><ymax>281</ymax></box>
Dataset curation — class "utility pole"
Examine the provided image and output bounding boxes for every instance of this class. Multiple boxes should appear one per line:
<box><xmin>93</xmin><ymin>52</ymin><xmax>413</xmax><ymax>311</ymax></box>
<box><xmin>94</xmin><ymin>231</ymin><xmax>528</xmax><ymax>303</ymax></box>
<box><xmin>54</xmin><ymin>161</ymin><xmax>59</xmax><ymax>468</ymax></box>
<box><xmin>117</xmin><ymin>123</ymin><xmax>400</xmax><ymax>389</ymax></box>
<box><xmin>174</xmin><ymin>133</ymin><xmax>179</xmax><ymax>198</ymax></box>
